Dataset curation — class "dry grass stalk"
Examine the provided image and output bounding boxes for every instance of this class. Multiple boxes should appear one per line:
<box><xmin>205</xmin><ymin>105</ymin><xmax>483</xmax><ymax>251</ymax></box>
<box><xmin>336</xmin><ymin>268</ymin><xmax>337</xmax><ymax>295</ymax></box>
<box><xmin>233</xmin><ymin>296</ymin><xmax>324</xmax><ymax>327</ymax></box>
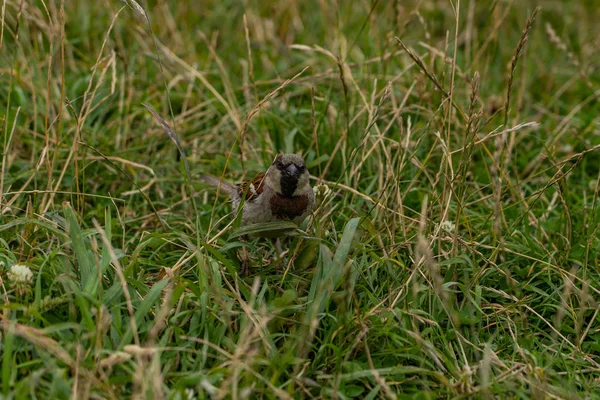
<box><xmin>503</xmin><ymin>6</ymin><xmax>541</xmax><ymax>128</ymax></box>
<box><xmin>395</xmin><ymin>37</ymin><xmax>467</xmax><ymax>122</ymax></box>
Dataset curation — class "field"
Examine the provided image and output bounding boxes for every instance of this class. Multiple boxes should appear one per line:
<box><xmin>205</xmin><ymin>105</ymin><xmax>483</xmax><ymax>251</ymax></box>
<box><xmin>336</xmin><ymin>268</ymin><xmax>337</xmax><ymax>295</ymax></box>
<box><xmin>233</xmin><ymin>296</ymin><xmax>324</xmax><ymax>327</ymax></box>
<box><xmin>1</xmin><ymin>0</ymin><xmax>600</xmax><ymax>398</ymax></box>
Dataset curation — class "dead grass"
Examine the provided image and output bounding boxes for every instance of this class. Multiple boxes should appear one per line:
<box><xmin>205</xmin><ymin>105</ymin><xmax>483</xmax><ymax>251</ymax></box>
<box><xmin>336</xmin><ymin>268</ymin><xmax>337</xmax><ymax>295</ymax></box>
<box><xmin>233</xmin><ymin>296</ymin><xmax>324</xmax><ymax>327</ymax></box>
<box><xmin>1</xmin><ymin>0</ymin><xmax>600</xmax><ymax>398</ymax></box>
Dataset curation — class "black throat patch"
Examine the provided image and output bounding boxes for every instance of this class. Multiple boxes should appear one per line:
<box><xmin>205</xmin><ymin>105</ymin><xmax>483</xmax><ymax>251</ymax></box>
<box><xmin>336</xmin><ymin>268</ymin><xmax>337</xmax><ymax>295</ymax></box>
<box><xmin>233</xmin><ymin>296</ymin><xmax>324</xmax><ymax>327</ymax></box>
<box><xmin>279</xmin><ymin>175</ymin><xmax>299</xmax><ymax>197</ymax></box>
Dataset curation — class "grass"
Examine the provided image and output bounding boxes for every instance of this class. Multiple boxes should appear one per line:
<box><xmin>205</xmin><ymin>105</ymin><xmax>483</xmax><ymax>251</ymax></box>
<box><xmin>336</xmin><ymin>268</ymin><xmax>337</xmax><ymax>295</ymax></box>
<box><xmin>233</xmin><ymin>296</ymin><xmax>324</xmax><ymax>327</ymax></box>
<box><xmin>1</xmin><ymin>0</ymin><xmax>600</xmax><ymax>398</ymax></box>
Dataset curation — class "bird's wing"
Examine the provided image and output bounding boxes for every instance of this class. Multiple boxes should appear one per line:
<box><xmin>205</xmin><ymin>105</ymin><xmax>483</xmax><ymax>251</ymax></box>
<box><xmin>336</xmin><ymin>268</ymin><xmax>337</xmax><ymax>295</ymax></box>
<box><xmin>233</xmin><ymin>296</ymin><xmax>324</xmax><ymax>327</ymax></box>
<box><xmin>237</xmin><ymin>172</ymin><xmax>266</xmax><ymax>202</ymax></box>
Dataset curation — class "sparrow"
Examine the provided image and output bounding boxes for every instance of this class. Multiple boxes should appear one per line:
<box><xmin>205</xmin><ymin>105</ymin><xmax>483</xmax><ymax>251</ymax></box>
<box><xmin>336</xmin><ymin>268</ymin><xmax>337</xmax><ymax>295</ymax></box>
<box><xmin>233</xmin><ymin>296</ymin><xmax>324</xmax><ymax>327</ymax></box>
<box><xmin>201</xmin><ymin>154</ymin><xmax>315</xmax><ymax>274</ymax></box>
<box><xmin>201</xmin><ymin>153</ymin><xmax>315</xmax><ymax>266</ymax></box>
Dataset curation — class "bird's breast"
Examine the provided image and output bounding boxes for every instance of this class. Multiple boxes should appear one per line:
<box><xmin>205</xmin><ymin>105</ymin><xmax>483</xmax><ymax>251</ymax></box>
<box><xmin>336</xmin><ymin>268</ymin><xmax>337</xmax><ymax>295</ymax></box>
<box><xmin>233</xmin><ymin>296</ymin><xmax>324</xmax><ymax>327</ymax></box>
<box><xmin>269</xmin><ymin>193</ymin><xmax>311</xmax><ymax>220</ymax></box>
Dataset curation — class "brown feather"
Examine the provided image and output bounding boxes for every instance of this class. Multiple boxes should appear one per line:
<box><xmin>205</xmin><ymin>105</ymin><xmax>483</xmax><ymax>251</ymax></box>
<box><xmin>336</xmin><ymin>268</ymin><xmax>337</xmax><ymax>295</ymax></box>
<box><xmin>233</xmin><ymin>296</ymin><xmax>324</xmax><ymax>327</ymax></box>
<box><xmin>237</xmin><ymin>172</ymin><xmax>267</xmax><ymax>201</ymax></box>
<box><xmin>269</xmin><ymin>193</ymin><xmax>310</xmax><ymax>219</ymax></box>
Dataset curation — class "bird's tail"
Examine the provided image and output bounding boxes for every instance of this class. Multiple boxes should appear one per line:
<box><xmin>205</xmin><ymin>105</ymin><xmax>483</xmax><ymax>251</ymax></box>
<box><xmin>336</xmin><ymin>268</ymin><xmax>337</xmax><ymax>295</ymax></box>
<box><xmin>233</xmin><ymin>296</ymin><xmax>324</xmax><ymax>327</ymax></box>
<box><xmin>200</xmin><ymin>175</ymin><xmax>238</xmax><ymax>198</ymax></box>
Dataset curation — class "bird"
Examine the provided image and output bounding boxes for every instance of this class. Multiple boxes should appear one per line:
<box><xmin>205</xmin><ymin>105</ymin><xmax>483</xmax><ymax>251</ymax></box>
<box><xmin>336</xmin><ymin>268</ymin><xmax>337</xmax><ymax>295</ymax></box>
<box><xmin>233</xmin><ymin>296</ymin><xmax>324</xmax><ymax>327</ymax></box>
<box><xmin>201</xmin><ymin>153</ymin><xmax>315</xmax><ymax>273</ymax></box>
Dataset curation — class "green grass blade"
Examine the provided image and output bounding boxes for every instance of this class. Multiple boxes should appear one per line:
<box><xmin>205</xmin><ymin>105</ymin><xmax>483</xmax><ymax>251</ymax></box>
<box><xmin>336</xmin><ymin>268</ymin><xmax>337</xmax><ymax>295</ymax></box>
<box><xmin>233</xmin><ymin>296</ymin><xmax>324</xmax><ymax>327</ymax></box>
<box><xmin>119</xmin><ymin>278</ymin><xmax>170</xmax><ymax>348</ymax></box>
<box><xmin>63</xmin><ymin>203</ymin><xmax>98</xmax><ymax>297</ymax></box>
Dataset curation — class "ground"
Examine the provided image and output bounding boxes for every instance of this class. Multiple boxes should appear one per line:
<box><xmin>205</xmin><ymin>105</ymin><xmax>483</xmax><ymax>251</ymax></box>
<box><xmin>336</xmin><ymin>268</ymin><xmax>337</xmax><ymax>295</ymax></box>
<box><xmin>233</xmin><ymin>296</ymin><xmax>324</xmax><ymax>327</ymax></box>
<box><xmin>1</xmin><ymin>0</ymin><xmax>600</xmax><ymax>398</ymax></box>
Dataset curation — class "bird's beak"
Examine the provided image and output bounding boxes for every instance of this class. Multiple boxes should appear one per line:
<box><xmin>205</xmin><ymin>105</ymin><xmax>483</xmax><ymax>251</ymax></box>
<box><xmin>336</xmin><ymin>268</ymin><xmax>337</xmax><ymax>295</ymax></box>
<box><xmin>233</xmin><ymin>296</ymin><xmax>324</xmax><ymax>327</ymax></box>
<box><xmin>285</xmin><ymin>164</ymin><xmax>298</xmax><ymax>176</ymax></box>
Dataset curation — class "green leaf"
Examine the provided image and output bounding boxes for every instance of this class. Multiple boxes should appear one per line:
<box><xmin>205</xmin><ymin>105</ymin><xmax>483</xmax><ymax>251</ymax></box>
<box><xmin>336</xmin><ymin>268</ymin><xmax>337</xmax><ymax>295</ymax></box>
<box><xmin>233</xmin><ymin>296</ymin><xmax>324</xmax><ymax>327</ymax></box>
<box><xmin>63</xmin><ymin>203</ymin><xmax>98</xmax><ymax>297</ymax></box>
<box><xmin>99</xmin><ymin>209</ymin><xmax>112</xmax><ymax>283</ymax></box>
<box><xmin>307</xmin><ymin>217</ymin><xmax>360</xmax><ymax>315</ymax></box>
<box><xmin>119</xmin><ymin>278</ymin><xmax>170</xmax><ymax>347</ymax></box>
<box><xmin>2</xmin><ymin>320</ymin><xmax>15</xmax><ymax>396</ymax></box>
<box><xmin>332</xmin><ymin>217</ymin><xmax>360</xmax><ymax>280</ymax></box>
<box><xmin>229</xmin><ymin>221</ymin><xmax>300</xmax><ymax>238</ymax></box>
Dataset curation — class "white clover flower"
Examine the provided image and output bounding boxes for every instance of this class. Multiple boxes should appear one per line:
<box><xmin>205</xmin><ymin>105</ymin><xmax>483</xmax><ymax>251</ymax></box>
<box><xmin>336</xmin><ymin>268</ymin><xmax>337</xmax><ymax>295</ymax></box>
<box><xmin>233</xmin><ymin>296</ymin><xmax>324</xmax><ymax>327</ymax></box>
<box><xmin>438</xmin><ymin>220</ymin><xmax>456</xmax><ymax>234</ymax></box>
<box><xmin>7</xmin><ymin>264</ymin><xmax>34</xmax><ymax>297</ymax></box>
<box><xmin>7</xmin><ymin>264</ymin><xmax>33</xmax><ymax>284</ymax></box>
<box><xmin>313</xmin><ymin>183</ymin><xmax>332</xmax><ymax>199</ymax></box>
